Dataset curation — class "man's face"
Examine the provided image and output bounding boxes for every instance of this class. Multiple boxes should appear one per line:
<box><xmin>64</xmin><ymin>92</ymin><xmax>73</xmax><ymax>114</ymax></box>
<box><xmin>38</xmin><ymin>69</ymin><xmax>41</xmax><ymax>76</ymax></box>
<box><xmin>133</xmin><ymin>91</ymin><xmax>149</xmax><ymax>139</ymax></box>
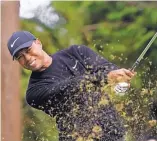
<box><xmin>15</xmin><ymin>39</ymin><xmax>45</xmax><ymax>71</ymax></box>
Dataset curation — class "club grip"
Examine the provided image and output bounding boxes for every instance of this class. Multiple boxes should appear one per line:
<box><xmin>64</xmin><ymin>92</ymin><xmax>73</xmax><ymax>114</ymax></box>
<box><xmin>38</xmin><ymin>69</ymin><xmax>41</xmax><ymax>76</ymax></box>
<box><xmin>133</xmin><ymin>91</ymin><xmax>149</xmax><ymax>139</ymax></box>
<box><xmin>130</xmin><ymin>60</ymin><xmax>140</xmax><ymax>71</ymax></box>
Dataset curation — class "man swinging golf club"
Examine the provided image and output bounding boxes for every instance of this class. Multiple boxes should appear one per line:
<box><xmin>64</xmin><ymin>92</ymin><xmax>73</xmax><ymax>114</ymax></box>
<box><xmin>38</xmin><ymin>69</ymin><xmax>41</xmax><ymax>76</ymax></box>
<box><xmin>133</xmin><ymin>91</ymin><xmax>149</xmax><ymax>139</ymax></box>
<box><xmin>7</xmin><ymin>30</ymin><xmax>138</xmax><ymax>141</ymax></box>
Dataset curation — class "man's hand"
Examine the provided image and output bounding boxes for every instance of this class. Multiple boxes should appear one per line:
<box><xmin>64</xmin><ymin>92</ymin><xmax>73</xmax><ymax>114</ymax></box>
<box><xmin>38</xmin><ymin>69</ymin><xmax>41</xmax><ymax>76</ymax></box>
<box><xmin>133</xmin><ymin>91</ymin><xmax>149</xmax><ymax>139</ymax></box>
<box><xmin>107</xmin><ymin>68</ymin><xmax>136</xmax><ymax>84</ymax></box>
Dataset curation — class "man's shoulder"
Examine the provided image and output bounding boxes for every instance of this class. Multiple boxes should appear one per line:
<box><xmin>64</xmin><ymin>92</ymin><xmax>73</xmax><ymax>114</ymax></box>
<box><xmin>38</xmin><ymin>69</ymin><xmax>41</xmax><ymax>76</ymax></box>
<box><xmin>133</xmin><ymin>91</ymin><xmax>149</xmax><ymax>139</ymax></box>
<box><xmin>52</xmin><ymin>45</ymin><xmax>90</xmax><ymax>57</ymax></box>
<box><xmin>64</xmin><ymin>44</ymin><xmax>90</xmax><ymax>54</ymax></box>
<box><xmin>68</xmin><ymin>44</ymin><xmax>89</xmax><ymax>50</ymax></box>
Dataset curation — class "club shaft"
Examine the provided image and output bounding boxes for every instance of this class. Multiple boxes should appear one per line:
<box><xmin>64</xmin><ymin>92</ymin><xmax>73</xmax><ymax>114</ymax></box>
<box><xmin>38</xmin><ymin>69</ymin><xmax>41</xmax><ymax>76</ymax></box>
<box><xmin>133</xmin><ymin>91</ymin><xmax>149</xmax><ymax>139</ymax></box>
<box><xmin>131</xmin><ymin>32</ymin><xmax>157</xmax><ymax>71</ymax></box>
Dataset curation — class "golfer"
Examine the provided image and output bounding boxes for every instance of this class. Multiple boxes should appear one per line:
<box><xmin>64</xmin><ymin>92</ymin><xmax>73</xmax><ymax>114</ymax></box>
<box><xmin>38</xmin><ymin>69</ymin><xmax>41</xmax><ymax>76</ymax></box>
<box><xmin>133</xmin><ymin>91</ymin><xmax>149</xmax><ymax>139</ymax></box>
<box><xmin>8</xmin><ymin>31</ymin><xmax>135</xmax><ymax>141</ymax></box>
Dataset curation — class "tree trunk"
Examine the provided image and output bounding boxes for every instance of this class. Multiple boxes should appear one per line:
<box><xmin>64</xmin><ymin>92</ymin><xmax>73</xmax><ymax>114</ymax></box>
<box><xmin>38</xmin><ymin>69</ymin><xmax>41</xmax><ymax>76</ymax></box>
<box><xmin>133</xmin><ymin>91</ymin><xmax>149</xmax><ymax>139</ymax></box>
<box><xmin>1</xmin><ymin>1</ymin><xmax>21</xmax><ymax>141</ymax></box>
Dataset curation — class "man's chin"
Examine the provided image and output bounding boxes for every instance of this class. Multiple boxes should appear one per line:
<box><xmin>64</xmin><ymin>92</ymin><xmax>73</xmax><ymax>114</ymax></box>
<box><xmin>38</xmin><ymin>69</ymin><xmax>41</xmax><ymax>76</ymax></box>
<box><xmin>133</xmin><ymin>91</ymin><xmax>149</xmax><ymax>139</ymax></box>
<box><xmin>25</xmin><ymin>66</ymin><xmax>40</xmax><ymax>71</ymax></box>
<box><xmin>24</xmin><ymin>64</ymin><xmax>45</xmax><ymax>71</ymax></box>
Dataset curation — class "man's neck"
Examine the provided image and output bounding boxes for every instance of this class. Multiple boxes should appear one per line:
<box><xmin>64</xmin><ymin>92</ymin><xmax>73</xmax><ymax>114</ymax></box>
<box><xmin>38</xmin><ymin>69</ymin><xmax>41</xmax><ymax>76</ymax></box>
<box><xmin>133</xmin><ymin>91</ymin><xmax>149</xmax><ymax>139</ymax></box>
<box><xmin>39</xmin><ymin>53</ymin><xmax>52</xmax><ymax>72</ymax></box>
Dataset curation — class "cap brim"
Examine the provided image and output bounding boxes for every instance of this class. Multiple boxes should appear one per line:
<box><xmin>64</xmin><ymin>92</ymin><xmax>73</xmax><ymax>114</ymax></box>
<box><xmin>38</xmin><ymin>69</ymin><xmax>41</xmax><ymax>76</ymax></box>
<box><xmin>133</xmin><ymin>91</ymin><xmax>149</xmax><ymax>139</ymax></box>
<box><xmin>12</xmin><ymin>40</ymin><xmax>34</xmax><ymax>60</ymax></box>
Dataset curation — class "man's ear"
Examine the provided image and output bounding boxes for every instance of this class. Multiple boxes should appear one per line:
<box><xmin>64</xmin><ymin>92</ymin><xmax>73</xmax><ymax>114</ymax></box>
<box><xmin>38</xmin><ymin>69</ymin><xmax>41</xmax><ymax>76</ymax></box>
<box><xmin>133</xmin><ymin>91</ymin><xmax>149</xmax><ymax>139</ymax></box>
<box><xmin>35</xmin><ymin>38</ymin><xmax>42</xmax><ymax>48</ymax></box>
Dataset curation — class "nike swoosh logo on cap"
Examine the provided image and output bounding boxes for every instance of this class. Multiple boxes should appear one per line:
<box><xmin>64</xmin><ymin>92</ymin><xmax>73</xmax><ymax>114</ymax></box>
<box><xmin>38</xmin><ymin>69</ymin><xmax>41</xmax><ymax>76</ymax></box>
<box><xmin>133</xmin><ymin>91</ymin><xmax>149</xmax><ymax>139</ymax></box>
<box><xmin>11</xmin><ymin>37</ymin><xmax>19</xmax><ymax>48</ymax></box>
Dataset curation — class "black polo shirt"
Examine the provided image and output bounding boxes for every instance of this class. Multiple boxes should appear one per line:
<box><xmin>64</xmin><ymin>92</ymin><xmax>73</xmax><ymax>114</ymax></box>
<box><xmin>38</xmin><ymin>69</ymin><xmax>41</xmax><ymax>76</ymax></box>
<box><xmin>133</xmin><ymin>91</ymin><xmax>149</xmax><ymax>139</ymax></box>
<box><xmin>26</xmin><ymin>45</ymin><xmax>125</xmax><ymax>141</ymax></box>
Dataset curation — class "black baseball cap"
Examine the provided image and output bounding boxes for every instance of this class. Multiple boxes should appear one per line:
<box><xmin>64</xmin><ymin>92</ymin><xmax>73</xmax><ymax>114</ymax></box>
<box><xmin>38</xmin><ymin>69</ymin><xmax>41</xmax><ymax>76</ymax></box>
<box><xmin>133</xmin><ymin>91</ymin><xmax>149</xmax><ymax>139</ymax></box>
<box><xmin>7</xmin><ymin>31</ymin><xmax>36</xmax><ymax>60</ymax></box>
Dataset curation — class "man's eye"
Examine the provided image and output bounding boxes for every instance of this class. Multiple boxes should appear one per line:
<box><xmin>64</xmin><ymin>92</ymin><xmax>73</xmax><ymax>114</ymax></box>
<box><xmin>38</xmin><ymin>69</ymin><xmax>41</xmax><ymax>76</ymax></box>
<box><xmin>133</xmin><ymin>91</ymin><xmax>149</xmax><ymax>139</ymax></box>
<box><xmin>26</xmin><ymin>47</ymin><xmax>32</xmax><ymax>53</ymax></box>
<box><xmin>16</xmin><ymin>54</ymin><xmax>22</xmax><ymax>60</ymax></box>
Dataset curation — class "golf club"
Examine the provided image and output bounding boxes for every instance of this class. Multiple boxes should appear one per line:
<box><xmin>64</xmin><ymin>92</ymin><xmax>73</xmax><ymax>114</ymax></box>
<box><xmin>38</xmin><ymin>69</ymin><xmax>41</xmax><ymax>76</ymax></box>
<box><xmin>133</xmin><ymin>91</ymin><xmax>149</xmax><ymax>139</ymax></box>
<box><xmin>115</xmin><ymin>32</ymin><xmax>157</xmax><ymax>94</ymax></box>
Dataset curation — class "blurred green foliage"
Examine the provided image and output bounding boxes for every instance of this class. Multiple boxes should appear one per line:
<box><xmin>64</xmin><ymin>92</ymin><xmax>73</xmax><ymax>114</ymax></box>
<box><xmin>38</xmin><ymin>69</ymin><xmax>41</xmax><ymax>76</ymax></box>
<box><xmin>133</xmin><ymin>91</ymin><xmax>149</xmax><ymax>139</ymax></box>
<box><xmin>20</xmin><ymin>1</ymin><xmax>157</xmax><ymax>141</ymax></box>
